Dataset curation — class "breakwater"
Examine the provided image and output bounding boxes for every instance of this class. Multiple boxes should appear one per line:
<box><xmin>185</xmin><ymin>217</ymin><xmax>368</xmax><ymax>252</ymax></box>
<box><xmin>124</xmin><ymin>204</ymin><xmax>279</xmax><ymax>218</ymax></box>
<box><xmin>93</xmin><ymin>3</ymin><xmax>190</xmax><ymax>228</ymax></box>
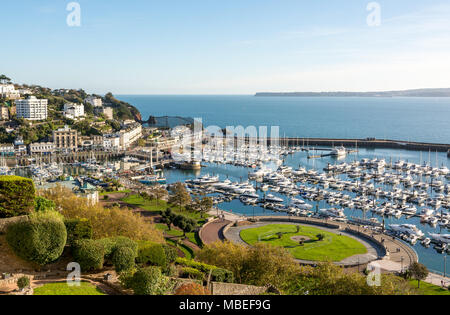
<box><xmin>263</xmin><ymin>138</ymin><xmax>450</xmax><ymax>153</ymax></box>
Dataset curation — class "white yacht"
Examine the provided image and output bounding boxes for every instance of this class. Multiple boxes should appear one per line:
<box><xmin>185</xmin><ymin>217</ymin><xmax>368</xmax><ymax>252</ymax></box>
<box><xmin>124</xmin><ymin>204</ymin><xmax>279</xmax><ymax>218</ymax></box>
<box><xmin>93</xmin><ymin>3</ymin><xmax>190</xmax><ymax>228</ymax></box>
<box><xmin>389</xmin><ymin>224</ymin><xmax>424</xmax><ymax>238</ymax></box>
<box><xmin>331</xmin><ymin>146</ymin><xmax>347</xmax><ymax>157</ymax></box>
<box><xmin>319</xmin><ymin>208</ymin><xmax>346</xmax><ymax>218</ymax></box>
<box><xmin>429</xmin><ymin>233</ymin><xmax>450</xmax><ymax>244</ymax></box>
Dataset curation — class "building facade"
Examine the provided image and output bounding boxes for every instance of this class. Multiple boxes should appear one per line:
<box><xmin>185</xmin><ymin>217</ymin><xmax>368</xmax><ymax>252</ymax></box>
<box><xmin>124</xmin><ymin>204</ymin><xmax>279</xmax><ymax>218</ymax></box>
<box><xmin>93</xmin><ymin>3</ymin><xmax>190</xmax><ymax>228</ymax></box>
<box><xmin>120</xmin><ymin>123</ymin><xmax>142</xmax><ymax>149</ymax></box>
<box><xmin>15</xmin><ymin>96</ymin><xmax>48</xmax><ymax>120</ymax></box>
<box><xmin>0</xmin><ymin>84</ymin><xmax>20</xmax><ymax>99</ymax></box>
<box><xmin>63</xmin><ymin>103</ymin><xmax>85</xmax><ymax>119</ymax></box>
<box><xmin>0</xmin><ymin>107</ymin><xmax>9</xmax><ymax>120</ymax></box>
<box><xmin>85</xmin><ymin>96</ymin><xmax>103</xmax><ymax>107</ymax></box>
<box><xmin>53</xmin><ymin>126</ymin><xmax>78</xmax><ymax>152</ymax></box>
<box><xmin>95</xmin><ymin>106</ymin><xmax>113</xmax><ymax>120</ymax></box>
<box><xmin>29</xmin><ymin>142</ymin><xmax>55</xmax><ymax>155</ymax></box>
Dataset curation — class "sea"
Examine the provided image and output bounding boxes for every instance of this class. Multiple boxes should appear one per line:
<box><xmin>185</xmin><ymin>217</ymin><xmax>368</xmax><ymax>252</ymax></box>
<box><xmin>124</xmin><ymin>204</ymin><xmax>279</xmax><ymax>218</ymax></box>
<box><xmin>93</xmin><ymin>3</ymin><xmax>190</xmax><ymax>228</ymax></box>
<box><xmin>119</xmin><ymin>95</ymin><xmax>450</xmax><ymax>275</ymax></box>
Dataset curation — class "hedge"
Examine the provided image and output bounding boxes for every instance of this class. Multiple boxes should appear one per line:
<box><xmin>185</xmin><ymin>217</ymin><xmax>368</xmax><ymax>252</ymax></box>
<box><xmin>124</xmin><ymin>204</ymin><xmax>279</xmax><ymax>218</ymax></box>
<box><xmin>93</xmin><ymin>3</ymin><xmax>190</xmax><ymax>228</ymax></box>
<box><xmin>175</xmin><ymin>258</ymin><xmax>234</xmax><ymax>283</ymax></box>
<box><xmin>64</xmin><ymin>219</ymin><xmax>93</xmax><ymax>245</ymax></box>
<box><xmin>136</xmin><ymin>241</ymin><xmax>166</xmax><ymax>268</ymax></box>
<box><xmin>0</xmin><ymin>176</ymin><xmax>35</xmax><ymax>218</ymax></box>
<box><xmin>112</xmin><ymin>246</ymin><xmax>136</xmax><ymax>273</ymax></box>
<box><xmin>180</xmin><ymin>267</ymin><xmax>204</xmax><ymax>281</ymax></box>
<box><xmin>6</xmin><ymin>214</ymin><xmax>67</xmax><ymax>265</ymax></box>
<box><xmin>72</xmin><ymin>239</ymin><xmax>105</xmax><ymax>271</ymax></box>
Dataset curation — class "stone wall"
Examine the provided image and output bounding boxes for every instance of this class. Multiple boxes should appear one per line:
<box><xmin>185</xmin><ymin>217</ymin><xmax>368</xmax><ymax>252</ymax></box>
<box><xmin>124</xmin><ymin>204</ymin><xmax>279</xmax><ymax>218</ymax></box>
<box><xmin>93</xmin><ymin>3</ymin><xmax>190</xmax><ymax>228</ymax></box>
<box><xmin>0</xmin><ymin>216</ymin><xmax>29</xmax><ymax>234</ymax></box>
<box><xmin>209</xmin><ymin>282</ymin><xmax>267</xmax><ymax>295</ymax></box>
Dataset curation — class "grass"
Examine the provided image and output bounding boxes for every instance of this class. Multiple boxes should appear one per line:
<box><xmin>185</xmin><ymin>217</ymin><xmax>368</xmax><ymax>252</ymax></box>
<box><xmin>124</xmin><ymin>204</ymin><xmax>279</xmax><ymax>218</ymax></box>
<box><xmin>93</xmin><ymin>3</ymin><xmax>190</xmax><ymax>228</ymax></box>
<box><xmin>33</xmin><ymin>282</ymin><xmax>105</xmax><ymax>295</ymax></box>
<box><xmin>156</xmin><ymin>223</ymin><xmax>203</xmax><ymax>247</ymax></box>
<box><xmin>408</xmin><ymin>280</ymin><xmax>450</xmax><ymax>295</ymax></box>
<box><xmin>122</xmin><ymin>194</ymin><xmax>208</xmax><ymax>221</ymax></box>
<box><xmin>100</xmin><ymin>189</ymin><xmax>131</xmax><ymax>196</ymax></box>
<box><xmin>240</xmin><ymin>224</ymin><xmax>367</xmax><ymax>262</ymax></box>
<box><xmin>166</xmin><ymin>238</ymin><xmax>195</xmax><ymax>259</ymax></box>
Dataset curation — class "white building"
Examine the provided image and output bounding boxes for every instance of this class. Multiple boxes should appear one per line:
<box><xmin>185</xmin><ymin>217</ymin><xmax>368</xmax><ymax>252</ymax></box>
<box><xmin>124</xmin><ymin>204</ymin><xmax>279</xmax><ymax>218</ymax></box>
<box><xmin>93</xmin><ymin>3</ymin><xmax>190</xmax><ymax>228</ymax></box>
<box><xmin>16</xmin><ymin>96</ymin><xmax>48</xmax><ymax>120</ymax></box>
<box><xmin>103</xmin><ymin>134</ymin><xmax>121</xmax><ymax>150</ymax></box>
<box><xmin>63</xmin><ymin>103</ymin><xmax>85</xmax><ymax>119</ymax></box>
<box><xmin>0</xmin><ymin>107</ymin><xmax>9</xmax><ymax>120</ymax></box>
<box><xmin>85</xmin><ymin>96</ymin><xmax>102</xmax><ymax>107</ymax></box>
<box><xmin>0</xmin><ymin>84</ymin><xmax>20</xmax><ymax>99</ymax></box>
<box><xmin>120</xmin><ymin>123</ymin><xmax>142</xmax><ymax>149</ymax></box>
<box><xmin>0</xmin><ymin>144</ymin><xmax>14</xmax><ymax>156</ymax></box>
<box><xmin>29</xmin><ymin>142</ymin><xmax>55</xmax><ymax>155</ymax></box>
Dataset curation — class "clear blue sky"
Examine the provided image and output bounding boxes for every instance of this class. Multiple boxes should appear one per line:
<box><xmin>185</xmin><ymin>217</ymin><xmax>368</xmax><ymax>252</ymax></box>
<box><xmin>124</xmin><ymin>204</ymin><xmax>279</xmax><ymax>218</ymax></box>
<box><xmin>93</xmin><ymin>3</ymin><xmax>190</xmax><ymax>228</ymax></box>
<box><xmin>2</xmin><ymin>0</ymin><xmax>450</xmax><ymax>94</ymax></box>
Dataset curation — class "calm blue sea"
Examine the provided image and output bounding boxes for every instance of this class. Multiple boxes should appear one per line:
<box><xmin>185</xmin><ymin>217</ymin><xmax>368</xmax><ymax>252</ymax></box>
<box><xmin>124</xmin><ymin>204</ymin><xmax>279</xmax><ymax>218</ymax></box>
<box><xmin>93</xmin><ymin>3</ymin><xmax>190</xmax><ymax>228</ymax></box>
<box><xmin>118</xmin><ymin>95</ymin><xmax>450</xmax><ymax>144</ymax></box>
<box><xmin>118</xmin><ymin>95</ymin><xmax>450</xmax><ymax>275</ymax></box>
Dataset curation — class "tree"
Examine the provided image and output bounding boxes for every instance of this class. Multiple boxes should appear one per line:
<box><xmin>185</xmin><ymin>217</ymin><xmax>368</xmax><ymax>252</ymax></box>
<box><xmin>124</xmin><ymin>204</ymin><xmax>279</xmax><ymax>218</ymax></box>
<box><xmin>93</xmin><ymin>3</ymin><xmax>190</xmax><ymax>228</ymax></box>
<box><xmin>154</xmin><ymin>186</ymin><xmax>168</xmax><ymax>206</ymax></box>
<box><xmin>408</xmin><ymin>262</ymin><xmax>429</xmax><ymax>289</ymax></box>
<box><xmin>161</xmin><ymin>208</ymin><xmax>176</xmax><ymax>231</ymax></box>
<box><xmin>199</xmin><ymin>197</ymin><xmax>213</xmax><ymax>218</ymax></box>
<box><xmin>169</xmin><ymin>182</ymin><xmax>191</xmax><ymax>211</ymax></box>
<box><xmin>316</xmin><ymin>234</ymin><xmax>325</xmax><ymax>241</ymax></box>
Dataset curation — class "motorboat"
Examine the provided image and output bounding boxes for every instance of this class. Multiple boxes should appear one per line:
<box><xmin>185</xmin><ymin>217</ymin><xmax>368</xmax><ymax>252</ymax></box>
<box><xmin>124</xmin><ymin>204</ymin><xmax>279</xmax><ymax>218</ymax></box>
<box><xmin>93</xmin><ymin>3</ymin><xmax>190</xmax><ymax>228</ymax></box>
<box><xmin>389</xmin><ymin>224</ymin><xmax>424</xmax><ymax>238</ymax></box>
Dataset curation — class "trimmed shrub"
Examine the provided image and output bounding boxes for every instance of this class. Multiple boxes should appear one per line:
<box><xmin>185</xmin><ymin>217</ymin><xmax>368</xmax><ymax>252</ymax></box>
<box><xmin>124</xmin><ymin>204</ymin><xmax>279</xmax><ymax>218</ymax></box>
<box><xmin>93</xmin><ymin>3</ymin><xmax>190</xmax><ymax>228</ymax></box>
<box><xmin>129</xmin><ymin>266</ymin><xmax>172</xmax><ymax>295</ymax></box>
<box><xmin>112</xmin><ymin>246</ymin><xmax>136</xmax><ymax>273</ymax></box>
<box><xmin>0</xmin><ymin>176</ymin><xmax>35</xmax><ymax>218</ymax></box>
<box><xmin>175</xmin><ymin>258</ymin><xmax>234</xmax><ymax>283</ymax></box>
<box><xmin>64</xmin><ymin>219</ymin><xmax>93</xmax><ymax>245</ymax></box>
<box><xmin>17</xmin><ymin>276</ymin><xmax>30</xmax><ymax>290</ymax></box>
<box><xmin>6</xmin><ymin>213</ymin><xmax>67</xmax><ymax>265</ymax></box>
<box><xmin>137</xmin><ymin>241</ymin><xmax>167</xmax><ymax>267</ymax></box>
<box><xmin>211</xmin><ymin>268</ymin><xmax>234</xmax><ymax>283</ymax></box>
<box><xmin>111</xmin><ymin>236</ymin><xmax>138</xmax><ymax>257</ymax></box>
<box><xmin>72</xmin><ymin>239</ymin><xmax>105</xmax><ymax>271</ymax></box>
<box><xmin>180</xmin><ymin>267</ymin><xmax>204</xmax><ymax>281</ymax></box>
<box><xmin>161</xmin><ymin>244</ymin><xmax>178</xmax><ymax>264</ymax></box>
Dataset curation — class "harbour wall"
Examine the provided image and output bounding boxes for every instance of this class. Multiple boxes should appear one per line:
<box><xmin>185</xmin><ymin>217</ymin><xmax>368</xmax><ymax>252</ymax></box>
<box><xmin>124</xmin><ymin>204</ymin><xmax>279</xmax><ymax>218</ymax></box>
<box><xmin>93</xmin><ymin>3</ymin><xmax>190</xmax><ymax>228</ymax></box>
<box><xmin>237</xmin><ymin>137</ymin><xmax>450</xmax><ymax>153</ymax></box>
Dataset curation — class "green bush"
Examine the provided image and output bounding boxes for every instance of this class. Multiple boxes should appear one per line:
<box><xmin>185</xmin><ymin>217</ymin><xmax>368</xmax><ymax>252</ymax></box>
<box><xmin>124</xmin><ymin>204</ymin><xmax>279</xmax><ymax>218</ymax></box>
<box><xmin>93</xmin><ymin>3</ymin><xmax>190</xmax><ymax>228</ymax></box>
<box><xmin>111</xmin><ymin>236</ymin><xmax>138</xmax><ymax>257</ymax></box>
<box><xmin>180</xmin><ymin>267</ymin><xmax>204</xmax><ymax>281</ymax></box>
<box><xmin>211</xmin><ymin>268</ymin><xmax>234</xmax><ymax>283</ymax></box>
<box><xmin>72</xmin><ymin>239</ymin><xmax>105</xmax><ymax>271</ymax></box>
<box><xmin>17</xmin><ymin>276</ymin><xmax>30</xmax><ymax>290</ymax></box>
<box><xmin>129</xmin><ymin>266</ymin><xmax>172</xmax><ymax>295</ymax></box>
<box><xmin>0</xmin><ymin>176</ymin><xmax>35</xmax><ymax>218</ymax></box>
<box><xmin>161</xmin><ymin>244</ymin><xmax>178</xmax><ymax>264</ymax></box>
<box><xmin>137</xmin><ymin>241</ymin><xmax>167</xmax><ymax>268</ymax></box>
<box><xmin>175</xmin><ymin>258</ymin><xmax>234</xmax><ymax>283</ymax></box>
<box><xmin>112</xmin><ymin>246</ymin><xmax>136</xmax><ymax>273</ymax></box>
<box><xmin>64</xmin><ymin>219</ymin><xmax>93</xmax><ymax>245</ymax></box>
<box><xmin>34</xmin><ymin>196</ymin><xmax>56</xmax><ymax>212</ymax></box>
<box><xmin>6</xmin><ymin>213</ymin><xmax>67</xmax><ymax>265</ymax></box>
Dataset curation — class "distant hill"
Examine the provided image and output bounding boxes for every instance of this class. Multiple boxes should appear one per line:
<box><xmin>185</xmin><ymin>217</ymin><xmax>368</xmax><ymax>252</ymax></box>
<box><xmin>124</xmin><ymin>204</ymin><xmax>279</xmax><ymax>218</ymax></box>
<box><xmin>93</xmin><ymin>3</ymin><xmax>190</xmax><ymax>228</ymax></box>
<box><xmin>255</xmin><ymin>88</ymin><xmax>450</xmax><ymax>97</ymax></box>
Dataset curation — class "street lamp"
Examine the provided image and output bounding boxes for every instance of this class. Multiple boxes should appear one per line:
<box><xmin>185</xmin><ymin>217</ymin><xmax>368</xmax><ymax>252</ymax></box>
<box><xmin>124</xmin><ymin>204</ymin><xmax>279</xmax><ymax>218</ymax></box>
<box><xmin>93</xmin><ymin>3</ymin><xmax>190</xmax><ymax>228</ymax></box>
<box><xmin>444</xmin><ymin>254</ymin><xmax>447</xmax><ymax>278</ymax></box>
<box><xmin>401</xmin><ymin>256</ymin><xmax>404</xmax><ymax>273</ymax></box>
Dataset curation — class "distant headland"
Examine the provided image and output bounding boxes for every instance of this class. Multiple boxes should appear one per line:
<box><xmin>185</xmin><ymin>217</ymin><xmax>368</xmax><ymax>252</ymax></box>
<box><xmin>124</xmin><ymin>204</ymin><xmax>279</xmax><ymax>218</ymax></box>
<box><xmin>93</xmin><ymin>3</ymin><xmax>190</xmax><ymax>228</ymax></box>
<box><xmin>255</xmin><ymin>88</ymin><xmax>450</xmax><ymax>97</ymax></box>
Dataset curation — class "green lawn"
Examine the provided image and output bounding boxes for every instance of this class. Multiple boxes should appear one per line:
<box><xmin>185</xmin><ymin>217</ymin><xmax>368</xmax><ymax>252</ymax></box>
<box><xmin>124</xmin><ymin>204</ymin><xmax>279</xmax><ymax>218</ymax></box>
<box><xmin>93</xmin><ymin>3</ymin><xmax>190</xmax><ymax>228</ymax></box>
<box><xmin>156</xmin><ymin>223</ymin><xmax>203</xmax><ymax>247</ymax></box>
<box><xmin>240</xmin><ymin>224</ymin><xmax>367</xmax><ymax>262</ymax></box>
<box><xmin>409</xmin><ymin>280</ymin><xmax>450</xmax><ymax>295</ymax></box>
<box><xmin>122</xmin><ymin>194</ymin><xmax>208</xmax><ymax>221</ymax></box>
<box><xmin>100</xmin><ymin>189</ymin><xmax>131</xmax><ymax>196</ymax></box>
<box><xmin>34</xmin><ymin>282</ymin><xmax>105</xmax><ymax>295</ymax></box>
<box><xmin>166</xmin><ymin>238</ymin><xmax>195</xmax><ymax>259</ymax></box>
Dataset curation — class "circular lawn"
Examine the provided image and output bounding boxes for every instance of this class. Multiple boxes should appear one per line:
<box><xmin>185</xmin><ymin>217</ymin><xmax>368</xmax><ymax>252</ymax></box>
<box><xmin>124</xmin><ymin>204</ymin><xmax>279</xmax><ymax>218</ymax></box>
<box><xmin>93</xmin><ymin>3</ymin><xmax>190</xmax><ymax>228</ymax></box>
<box><xmin>240</xmin><ymin>224</ymin><xmax>367</xmax><ymax>262</ymax></box>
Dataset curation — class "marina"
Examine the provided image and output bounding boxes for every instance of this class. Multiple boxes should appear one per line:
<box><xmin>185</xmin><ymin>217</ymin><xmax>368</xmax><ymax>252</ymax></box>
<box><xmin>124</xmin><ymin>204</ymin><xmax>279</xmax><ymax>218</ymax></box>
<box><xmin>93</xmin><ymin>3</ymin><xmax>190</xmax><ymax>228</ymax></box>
<box><xmin>160</xmin><ymin>144</ymin><xmax>450</xmax><ymax>276</ymax></box>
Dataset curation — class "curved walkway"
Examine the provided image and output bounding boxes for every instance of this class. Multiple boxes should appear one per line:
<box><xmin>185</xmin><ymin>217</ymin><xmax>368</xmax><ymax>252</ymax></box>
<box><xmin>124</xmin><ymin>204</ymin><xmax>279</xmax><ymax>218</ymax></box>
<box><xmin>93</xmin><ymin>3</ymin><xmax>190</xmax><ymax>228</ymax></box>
<box><xmin>225</xmin><ymin>221</ymin><xmax>380</xmax><ymax>267</ymax></box>
<box><xmin>200</xmin><ymin>219</ymin><xmax>232</xmax><ymax>244</ymax></box>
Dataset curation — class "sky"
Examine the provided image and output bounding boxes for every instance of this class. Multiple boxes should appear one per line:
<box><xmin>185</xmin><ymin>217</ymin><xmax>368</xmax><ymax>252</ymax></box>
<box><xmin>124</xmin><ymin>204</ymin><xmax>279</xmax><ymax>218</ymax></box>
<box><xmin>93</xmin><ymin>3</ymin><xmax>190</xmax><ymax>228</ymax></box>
<box><xmin>1</xmin><ymin>0</ymin><xmax>450</xmax><ymax>94</ymax></box>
